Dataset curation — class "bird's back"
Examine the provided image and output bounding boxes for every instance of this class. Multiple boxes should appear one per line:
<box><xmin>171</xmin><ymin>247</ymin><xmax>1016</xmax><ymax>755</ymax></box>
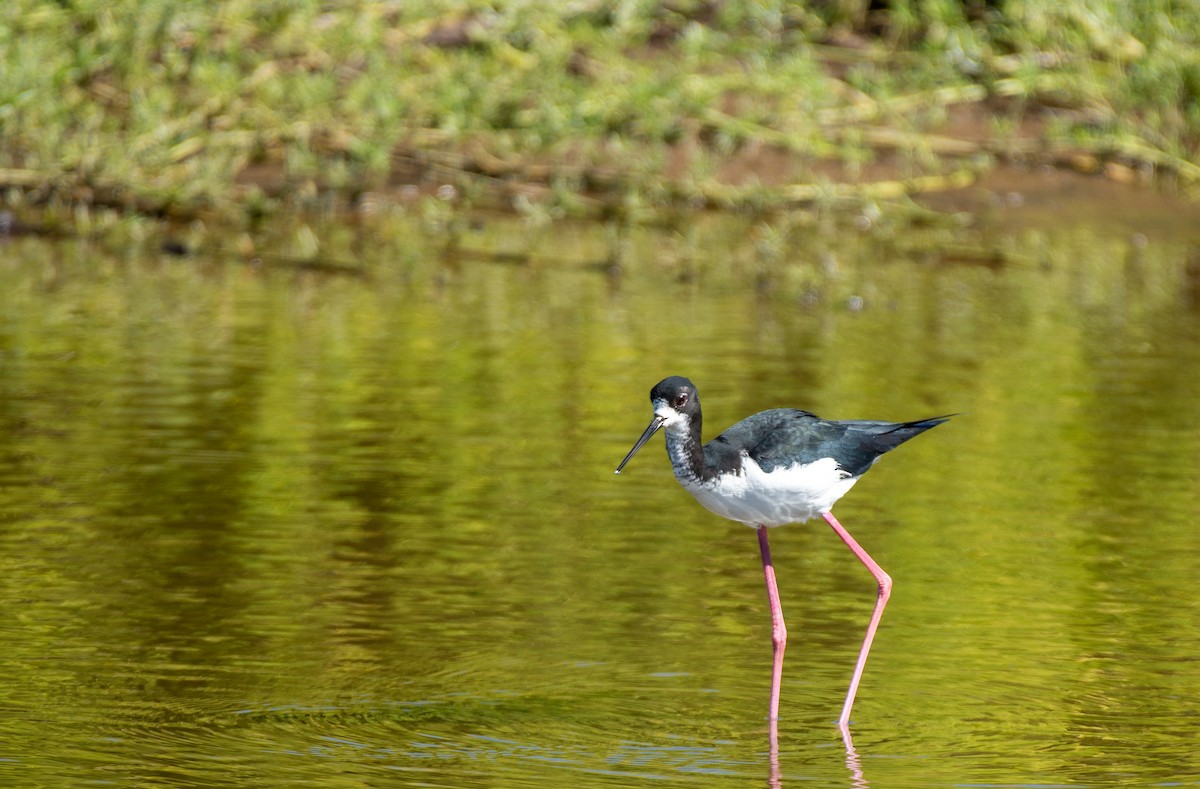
<box><xmin>705</xmin><ymin>409</ymin><xmax>950</xmax><ymax>478</ymax></box>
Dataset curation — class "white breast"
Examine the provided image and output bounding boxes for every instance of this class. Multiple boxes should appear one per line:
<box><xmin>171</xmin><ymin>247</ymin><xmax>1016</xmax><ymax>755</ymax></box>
<box><xmin>679</xmin><ymin>455</ymin><xmax>860</xmax><ymax>527</ymax></box>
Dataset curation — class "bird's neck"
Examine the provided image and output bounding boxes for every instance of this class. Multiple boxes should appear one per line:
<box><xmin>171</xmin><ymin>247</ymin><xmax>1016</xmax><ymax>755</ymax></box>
<box><xmin>663</xmin><ymin>418</ymin><xmax>707</xmax><ymax>483</ymax></box>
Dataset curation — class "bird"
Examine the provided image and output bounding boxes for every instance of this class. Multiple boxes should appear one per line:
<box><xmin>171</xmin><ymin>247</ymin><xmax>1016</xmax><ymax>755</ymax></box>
<box><xmin>615</xmin><ymin>375</ymin><xmax>951</xmax><ymax>726</ymax></box>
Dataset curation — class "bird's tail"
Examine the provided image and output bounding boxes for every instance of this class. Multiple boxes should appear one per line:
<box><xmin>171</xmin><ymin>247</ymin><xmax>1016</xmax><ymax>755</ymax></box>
<box><xmin>874</xmin><ymin>414</ymin><xmax>956</xmax><ymax>450</ymax></box>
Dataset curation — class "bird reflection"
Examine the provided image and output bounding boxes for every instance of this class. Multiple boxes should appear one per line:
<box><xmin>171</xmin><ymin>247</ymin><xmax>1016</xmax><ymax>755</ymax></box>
<box><xmin>766</xmin><ymin>721</ymin><xmax>870</xmax><ymax>789</ymax></box>
<box><xmin>768</xmin><ymin>718</ymin><xmax>781</xmax><ymax>789</ymax></box>
<box><xmin>838</xmin><ymin>723</ymin><xmax>870</xmax><ymax>789</ymax></box>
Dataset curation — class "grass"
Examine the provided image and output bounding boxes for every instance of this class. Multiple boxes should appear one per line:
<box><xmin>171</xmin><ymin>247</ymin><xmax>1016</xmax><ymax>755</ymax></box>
<box><xmin>2</xmin><ymin>0</ymin><xmax>1200</xmax><ymax>229</ymax></box>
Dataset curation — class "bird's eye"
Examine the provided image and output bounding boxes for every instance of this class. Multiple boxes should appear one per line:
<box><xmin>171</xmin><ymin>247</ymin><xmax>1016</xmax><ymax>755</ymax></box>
<box><xmin>673</xmin><ymin>392</ymin><xmax>689</xmax><ymax>408</ymax></box>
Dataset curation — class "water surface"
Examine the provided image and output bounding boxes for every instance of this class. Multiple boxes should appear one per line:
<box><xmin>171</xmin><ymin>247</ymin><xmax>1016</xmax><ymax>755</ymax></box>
<box><xmin>1</xmin><ymin>187</ymin><xmax>1199</xmax><ymax>787</ymax></box>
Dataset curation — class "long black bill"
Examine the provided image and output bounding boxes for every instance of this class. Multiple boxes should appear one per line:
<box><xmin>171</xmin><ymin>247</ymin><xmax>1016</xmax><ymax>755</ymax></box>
<box><xmin>615</xmin><ymin>416</ymin><xmax>666</xmax><ymax>474</ymax></box>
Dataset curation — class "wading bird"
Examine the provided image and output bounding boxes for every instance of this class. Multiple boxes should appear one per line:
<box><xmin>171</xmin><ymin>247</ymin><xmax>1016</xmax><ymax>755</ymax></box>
<box><xmin>615</xmin><ymin>376</ymin><xmax>951</xmax><ymax>725</ymax></box>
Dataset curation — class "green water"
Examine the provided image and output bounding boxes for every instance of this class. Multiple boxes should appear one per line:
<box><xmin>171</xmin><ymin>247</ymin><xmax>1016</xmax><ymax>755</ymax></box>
<box><xmin>1</xmin><ymin>194</ymin><xmax>1199</xmax><ymax>788</ymax></box>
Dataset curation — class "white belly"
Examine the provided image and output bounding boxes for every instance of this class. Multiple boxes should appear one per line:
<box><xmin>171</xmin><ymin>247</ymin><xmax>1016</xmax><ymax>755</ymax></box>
<box><xmin>679</xmin><ymin>456</ymin><xmax>860</xmax><ymax>527</ymax></box>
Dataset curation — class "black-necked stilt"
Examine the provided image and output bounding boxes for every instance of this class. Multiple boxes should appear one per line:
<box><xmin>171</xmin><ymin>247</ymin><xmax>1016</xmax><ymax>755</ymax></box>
<box><xmin>615</xmin><ymin>375</ymin><xmax>951</xmax><ymax>726</ymax></box>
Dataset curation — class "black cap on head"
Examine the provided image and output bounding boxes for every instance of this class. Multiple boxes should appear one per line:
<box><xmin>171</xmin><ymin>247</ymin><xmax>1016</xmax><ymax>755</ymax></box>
<box><xmin>650</xmin><ymin>376</ymin><xmax>699</xmax><ymax>416</ymax></box>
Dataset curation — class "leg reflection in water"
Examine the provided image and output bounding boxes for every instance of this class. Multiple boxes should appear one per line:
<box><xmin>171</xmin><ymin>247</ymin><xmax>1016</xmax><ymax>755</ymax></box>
<box><xmin>765</xmin><ymin>721</ymin><xmax>870</xmax><ymax>788</ymax></box>
<box><xmin>838</xmin><ymin>723</ymin><xmax>869</xmax><ymax>789</ymax></box>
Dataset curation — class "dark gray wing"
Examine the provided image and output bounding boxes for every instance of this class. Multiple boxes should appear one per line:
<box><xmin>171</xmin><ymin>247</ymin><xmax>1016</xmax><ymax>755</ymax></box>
<box><xmin>706</xmin><ymin>409</ymin><xmax>951</xmax><ymax>477</ymax></box>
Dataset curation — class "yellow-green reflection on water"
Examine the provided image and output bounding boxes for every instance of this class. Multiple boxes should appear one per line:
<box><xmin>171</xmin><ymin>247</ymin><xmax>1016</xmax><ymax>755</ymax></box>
<box><xmin>0</xmin><ymin>200</ymin><xmax>1198</xmax><ymax>788</ymax></box>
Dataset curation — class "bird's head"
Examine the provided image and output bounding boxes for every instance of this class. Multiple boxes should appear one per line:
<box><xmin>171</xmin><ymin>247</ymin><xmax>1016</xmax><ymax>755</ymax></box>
<box><xmin>615</xmin><ymin>376</ymin><xmax>700</xmax><ymax>474</ymax></box>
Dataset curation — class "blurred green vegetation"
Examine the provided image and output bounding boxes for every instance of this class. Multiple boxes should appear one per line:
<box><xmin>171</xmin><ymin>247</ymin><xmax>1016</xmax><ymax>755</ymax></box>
<box><xmin>1</xmin><ymin>0</ymin><xmax>1199</xmax><ymax>226</ymax></box>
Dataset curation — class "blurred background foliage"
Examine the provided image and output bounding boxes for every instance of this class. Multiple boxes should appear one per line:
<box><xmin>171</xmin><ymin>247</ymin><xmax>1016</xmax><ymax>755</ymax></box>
<box><xmin>1</xmin><ymin>0</ymin><xmax>1199</xmax><ymax>228</ymax></box>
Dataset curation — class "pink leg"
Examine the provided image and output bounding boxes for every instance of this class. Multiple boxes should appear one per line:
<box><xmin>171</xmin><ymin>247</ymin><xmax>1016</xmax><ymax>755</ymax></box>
<box><xmin>757</xmin><ymin>525</ymin><xmax>787</xmax><ymax>722</ymax></box>
<box><xmin>822</xmin><ymin>510</ymin><xmax>892</xmax><ymax>726</ymax></box>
